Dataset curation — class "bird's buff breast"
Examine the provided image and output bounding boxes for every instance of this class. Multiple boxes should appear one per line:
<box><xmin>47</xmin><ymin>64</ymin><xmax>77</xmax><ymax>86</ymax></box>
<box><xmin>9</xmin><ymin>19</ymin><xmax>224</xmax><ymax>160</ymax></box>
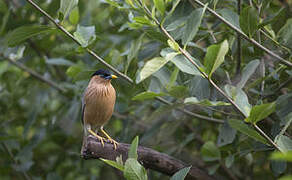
<box><xmin>84</xmin><ymin>84</ymin><xmax>116</xmax><ymax>127</ymax></box>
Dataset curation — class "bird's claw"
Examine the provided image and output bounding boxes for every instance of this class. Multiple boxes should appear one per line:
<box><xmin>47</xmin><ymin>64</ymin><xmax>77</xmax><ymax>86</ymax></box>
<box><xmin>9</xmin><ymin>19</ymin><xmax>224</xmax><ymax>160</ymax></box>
<box><xmin>107</xmin><ymin>138</ymin><xmax>118</xmax><ymax>150</ymax></box>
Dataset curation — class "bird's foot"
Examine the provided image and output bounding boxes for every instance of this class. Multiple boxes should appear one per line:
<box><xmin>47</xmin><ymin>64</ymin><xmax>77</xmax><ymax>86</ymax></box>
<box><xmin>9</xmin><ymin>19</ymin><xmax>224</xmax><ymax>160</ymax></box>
<box><xmin>106</xmin><ymin>137</ymin><xmax>118</xmax><ymax>150</ymax></box>
<box><xmin>88</xmin><ymin>129</ymin><xmax>105</xmax><ymax>147</ymax></box>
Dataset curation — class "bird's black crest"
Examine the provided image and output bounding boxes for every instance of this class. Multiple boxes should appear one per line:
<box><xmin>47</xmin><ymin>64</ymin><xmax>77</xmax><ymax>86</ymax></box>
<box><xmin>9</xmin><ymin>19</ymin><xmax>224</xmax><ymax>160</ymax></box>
<box><xmin>91</xmin><ymin>69</ymin><xmax>111</xmax><ymax>77</ymax></box>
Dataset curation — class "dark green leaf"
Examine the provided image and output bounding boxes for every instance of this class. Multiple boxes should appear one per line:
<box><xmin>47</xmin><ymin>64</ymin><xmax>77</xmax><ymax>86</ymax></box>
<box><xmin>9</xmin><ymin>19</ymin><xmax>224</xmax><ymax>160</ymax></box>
<box><xmin>217</xmin><ymin>122</ymin><xmax>236</xmax><ymax>147</ymax></box>
<box><xmin>274</xmin><ymin>135</ymin><xmax>292</xmax><ymax>152</ymax></box>
<box><xmin>239</xmin><ymin>6</ymin><xmax>258</xmax><ymax>37</ymax></box>
<box><xmin>237</xmin><ymin>59</ymin><xmax>260</xmax><ymax>89</ymax></box>
<box><xmin>168</xmin><ymin>86</ymin><xmax>188</xmax><ymax>98</ymax></box>
<box><xmin>228</xmin><ymin>119</ymin><xmax>269</xmax><ymax>144</ymax></box>
<box><xmin>218</xmin><ymin>8</ymin><xmax>240</xmax><ymax>29</ymax></box>
<box><xmin>171</xmin><ymin>55</ymin><xmax>201</xmax><ymax>76</ymax></box>
<box><xmin>270</xmin><ymin>160</ymin><xmax>286</xmax><ymax>175</ymax></box>
<box><xmin>277</xmin><ymin>18</ymin><xmax>292</xmax><ymax>50</ymax></box>
<box><xmin>5</xmin><ymin>25</ymin><xmax>55</xmax><ymax>46</ymax></box>
<box><xmin>184</xmin><ymin>97</ymin><xmax>230</xmax><ymax>106</ymax></box>
<box><xmin>225</xmin><ymin>155</ymin><xmax>235</xmax><ymax>168</ymax></box>
<box><xmin>182</xmin><ymin>5</ymin><xmax>207</xmax><ymax>46</ymax></box>
<box><xmin>170</xmin><ymin>166</ymin><xmax>191</xmax><ymax>180</ymax></box>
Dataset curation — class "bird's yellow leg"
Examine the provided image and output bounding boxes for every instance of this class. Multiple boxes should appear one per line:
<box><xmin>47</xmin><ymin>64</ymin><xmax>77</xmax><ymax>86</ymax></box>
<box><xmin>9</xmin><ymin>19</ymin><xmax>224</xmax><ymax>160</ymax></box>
<box><xmin>100</xmin><ymin>127</ymin><xmax>118</xmax><ymax>150</ymax></box>
<box><xmin>88</xmin><ymin>129</ymin><xmax>105</xmax><ymax>147</ymax></box>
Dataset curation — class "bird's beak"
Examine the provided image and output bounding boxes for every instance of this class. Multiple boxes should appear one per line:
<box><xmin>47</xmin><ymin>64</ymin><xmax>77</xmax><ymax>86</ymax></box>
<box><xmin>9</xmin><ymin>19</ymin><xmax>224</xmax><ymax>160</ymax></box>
<box><xmin>111</xmin><ymin>75</ymin><xmax>118</xmax><ymax>79</ymax></box>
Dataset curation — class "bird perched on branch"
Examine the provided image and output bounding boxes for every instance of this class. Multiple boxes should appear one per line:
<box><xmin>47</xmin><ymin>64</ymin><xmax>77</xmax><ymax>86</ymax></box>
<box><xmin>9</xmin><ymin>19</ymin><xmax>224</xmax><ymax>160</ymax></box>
<box><xmin>82</xmin><ymin>69</ymin><xmax>118</xmax><ymax>149</ymax></box>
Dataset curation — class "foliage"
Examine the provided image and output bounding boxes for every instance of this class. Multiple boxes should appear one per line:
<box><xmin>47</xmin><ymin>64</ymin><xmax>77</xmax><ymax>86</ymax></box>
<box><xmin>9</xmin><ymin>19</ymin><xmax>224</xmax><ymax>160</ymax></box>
<box><xmin>0</xmin><ymin>0</ymin><xmax>292</xmax><ymax>179</ymax></box>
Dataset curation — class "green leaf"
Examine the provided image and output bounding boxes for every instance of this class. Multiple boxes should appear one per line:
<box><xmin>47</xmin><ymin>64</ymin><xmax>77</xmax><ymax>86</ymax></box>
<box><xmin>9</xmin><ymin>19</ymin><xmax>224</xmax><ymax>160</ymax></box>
<box><xmin>239</xmin><ymin>6</ymin><xmax>258</xmax><ymax>37</ymax></box>
<box><xmin>200</xmin><ymin>141</ymin><xmax>221</xmax><ymax>162</ymax></box>
<box><xmin>5</xmin><ymin>25</ymin><xmax>55</xmax><ymax>46</ymax></box>
<box><xmin>228</xmin><ymin>119</ymin><xmax>269</xmax><ymax>145</ymax></box>
<box><xmin>167</xmin><ymin>67</ymin><xmax>179</xmax><ymax>89</ymax></box>
<box><xmin>154</xmin><ymin>0</ymin><xmax>165</xmax><ymax>15</ymax></box>
<box><xmin>132</xmin><ymin>91</ymin><xmax>165</xmax><ymax>101</ymax></box>
<box><xmin>133</xmin><ymin>17</ymin><xmax>153</xmax><ymax>26</ymax></box>
<box><xmin>128</xmin><ymin>136</ymin><xmax>139</xmax><ymax>159</ymax></box>
<box><xmin>73</xmin><ymin>25</ymin><xmax>96</xmax><ymax>47</ymax></box>
<box><xmin>270</xmin><ymin>151</ymin><xmax>292</xmax><ymax>162</ymax></box>
<box><xmin>46</xmin><ymin>58</ymin><xmax>74</xmax><ymax>66</ymax></box>
<box><xmin>8</xmin><ymin>46</ymin><xmax>26</xmax><ymax>61</ymax></box>
<box><xmin>171</xmin><ymin>55</ymin><xmax>201</xmax><ymax>76</ymax></box>
<box><xmin>126</xmin><ymin>34</ymin><xmax>144</xmax><ymax>73</ymax></box>
<box><xmin>124</xmin><ymin>158</ymin><xmax>147</xmax><ymax>180</ymax></box>
<box><xmin>136</xmin><ymin>57</ymin><xmax>170</xmax><ymax>83</ymax></box>
<box><xmin>168</xmin><ymin>86</ymin><xmax>188</xmax><ymax>98</ymax></box>
<box><xmin>245</xmin><ymin>102</ymin><xmax>276</xmax><ymax>124</ymax></box>
<box><xmin>184</xmin><ymin>97</ymin><xmax>230</xmax><ymax>106</ymax></box>
<box><xmin>100</xmin><ymin>158</ymin><xmax>124</xmax><ymax>171</ymax></box>
<box><xmin>274</xmin><ymin>135</ymin><xmax>292</xmax><ymax>153</ymax></box>
<box><xmin>182</xmin><ymin>5</ymin><xmax>207</xmax><ymax>46</ymax></box>
<box><xmin>167</xmin><ymin>39</ymin><xmax>180</xmax><ymax>51</ymax></box>
<box><xmin>69</xmin><ymin>7</ymin><xmax>79</xmax><ymax>25</ymax></box>
<box><xmin>66</xmin><ymin>65</ymin><xmax>82</xmax><ymax>78</ymax></box>
<box><xmin>59</xmin><ymin>0</ymin><xmax>79</xmax><ymax>21</ymax></box>
<box><xmin>277</xmin><ymin>18</ymin><xmax>292</xmax><ymax>50</ymax></box>
<box><xmin>170</xmin><ymin>166</ymin><xmax>191</xmax><ymax>180</ymax></box>
<box><xmin>217</xmin><ymin>122</ymin><xmax>237</xmax><ymax>147</ymax></box>
<box><xmin>237</xmin><ymin>59</ymin><xmax>260</xmax><ymax>89</ymax></box>
<box><xmin>278</xmin><ymin>175</ymin><xmax>292</xmax><ymax>180</ymax></box>
<box><xmin>225</xmin><ymin>85</ymin><xmax>251</xmax><ymax>117</ymax></box>
<box><xmin>204</xmin><ymin>40</ymin><xmax>229</xmax><ymax>78</ymax></box>
<box><xmin>218</xmin><ymin>8</ymin><xmax>240</xmax><ymax>29</ymax></box>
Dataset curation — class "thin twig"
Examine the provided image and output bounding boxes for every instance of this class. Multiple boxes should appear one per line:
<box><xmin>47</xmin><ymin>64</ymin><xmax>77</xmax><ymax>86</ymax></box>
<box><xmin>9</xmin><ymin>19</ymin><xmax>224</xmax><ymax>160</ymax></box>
<box><xmin>190</xmin><ymin>0</ymin><xmax>292</xmax><ymax>67</ymax></box>
<box><xmin>25</xmin><ymin>0</ymin><xmax>225</xmax><ymax>124</ymax></box>
<box><xmin>1</xmin><ymin>143</ymin><xmax>31</xmax><ymax>180</ymax></box>
<box><xmin>1</xmin><ymin>55</ymin><xmax>66</xmax><ymax>93</ymax></box>
<box><xmin>137</xmin><ymin>0</ymin><xmax>281</xmax><ymax>151</ymax></box>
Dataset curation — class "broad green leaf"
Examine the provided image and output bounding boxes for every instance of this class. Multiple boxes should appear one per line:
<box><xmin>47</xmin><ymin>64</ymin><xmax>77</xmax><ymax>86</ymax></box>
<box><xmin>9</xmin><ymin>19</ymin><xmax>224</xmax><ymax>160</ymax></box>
<box><xmin>245</xmin><ymin>102</ymin><xmax>276</xmax><ymax>124</ymax></box>
<box><xmin>228</xmin><ymin>119</ymin><xmax>269</xmax><ymax>145</ymax></box>
<box><xmin>184</xmin><ymin>97</ymin><xmax>230</xmax><ymax>106</ymax></box>
<box><xmin>225</xmin><ymin>85</ymin><xmax>251</xmax><ymax>117</ymax></box>
<box><xmin>73</xmin><ymin>25</ymin><xmax>96</xmax><ymax>47</ymax></box>
<box><xmin>69</xmin><ymin>7</ymin><xmax>79</xmax><ymax>25</ymax></box>
<box><xmin>270</xmin><ymin>151</ymin><xmax>292</xmax><ymax>162</ymax></box>
<box><xmin>217</xmin><ymin>122</ymin><xmax>236</xmax><ymax>147</ymax></box>
<box><xmin>170</xmin><ymin>166</ymin><xmax>191</xmax><ymax>180</ymax></box>
<box><xmin>128</xmin><ymin>136</ymin><xmax>139</xmax><ymax>159</ymax></box>
<box><xmin>168</xmin><ymin>86</ymin><xmax>188</xmax><ymax>98</ymax></box>
<box><xmin>101</xmin><ymin>158</ymin><xmax>124</xmax><ymax>171</ymax></box>
<box><xmin>274</xmin><ymin>135</ymin><xmax>292</xmax><ymax>153</ymax></box>
<box><xmin>0</xmin><ymin>9</ymin><xmax>10</xmax><ymax>35</ymax></box>
<box><xmin>277</xmin><ymin>18</ymin><xmax>292</xmax><ymax>50</ymax></box>
<box><xmin>200</xmin><ymin>141</ymin><xmax>221</xmax><ymax>162</ymax></box>
<box><xmin>154</xmin><ymin>0</ymin><xmax>165</xmax><ymax>15</ymax></box>
<box><xmin>276</xmin><ymin>93</ymin><xmax>292</xmax><ymax>123</ymax></box>
<box><xmin>166</xmin><ymin>67</ymin><xmax>179</xmax><ymax>89</ymax></box>
<box><xmin>218</xmin><ymin>8</ymin><xmax>240</xmax><ymax>29</ymax></box>
<box><xmin>5</xmin><ymin>25</ymin><xmax>55</xmax><ymax>46</ymax></box>
<box><xmin>132</xmin><ymin>91</ymin><xmax>165</xmax><ymax>101</ymax></box>
<box><xmin>182</xmin><ymin>5</ymin><xmax>207</xmax><ymax>46</ymax></box>
<box><xmin>46</xmin><ymin>58</ymin><xmax>74</xmax><ymax>66</ymax></box>
<box><xmin>204</xmin><ymin>40</ymin><xmax>229</xmax><ymax>78</ymax></box>
<box><xmin>171</xmin><ymin>55</ymin><xmax>201</xmax><ymax>76</ymax></box>
<box><xmin>237</xmin><ymin>60</ymin><xmax>260</xmax><ymax>89</ymax></box>
<box><xmin>165</xmin><ymin>17</ymin><xmax>186</xmax><ymax>31</ymax></box>
<box><xmin>124</xmin><ymin>158</ymin><xmax>147</xmax><ymax>180</ymax></box>
<box><xmin>239</xmin><ymin>6</ymin><xmax>258</xmax><ymax>37</ymax></box>
<box><xmin>59</xmin><ymin>0</ymin><xmax>79</xmax><ymax>21</ymax></box>
<box><xmin>136</xmin><ymin>57</ymin><xmax>170</xmax><ymax>83</ymax></box>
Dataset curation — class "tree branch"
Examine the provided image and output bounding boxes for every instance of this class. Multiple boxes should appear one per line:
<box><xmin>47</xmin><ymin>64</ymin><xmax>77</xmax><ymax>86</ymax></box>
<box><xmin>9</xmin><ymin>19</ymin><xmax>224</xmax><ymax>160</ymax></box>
<box><xmin>81</xmin><ymin>136</ymin><xmax>215</xmax><ymax>180</ymax></box>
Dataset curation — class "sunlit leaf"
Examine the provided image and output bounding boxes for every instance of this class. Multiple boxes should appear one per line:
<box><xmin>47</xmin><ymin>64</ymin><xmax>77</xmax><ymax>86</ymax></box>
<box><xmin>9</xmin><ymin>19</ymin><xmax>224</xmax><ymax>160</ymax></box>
<box><xmin>73</xmin><ymin>25</ymin><xmax>96</xmax><ymax>47</ymax></box>
<box><xmin>59</xmin><ymin>0</ymin><xmax>79</xmax><ymax>21</ymax></box>
<box><xmin>245</xmin><ymin>102</ymin><xmax>276</xmax><ymax>124</ymax></box>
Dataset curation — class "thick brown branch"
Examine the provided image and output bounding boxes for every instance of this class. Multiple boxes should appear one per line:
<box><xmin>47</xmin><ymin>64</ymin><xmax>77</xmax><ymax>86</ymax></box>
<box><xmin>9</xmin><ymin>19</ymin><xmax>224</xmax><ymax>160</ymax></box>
<box><xmin>81</xmin><ymin>136</ymin><xmax>215</xmax><ymax>180</ymax></box>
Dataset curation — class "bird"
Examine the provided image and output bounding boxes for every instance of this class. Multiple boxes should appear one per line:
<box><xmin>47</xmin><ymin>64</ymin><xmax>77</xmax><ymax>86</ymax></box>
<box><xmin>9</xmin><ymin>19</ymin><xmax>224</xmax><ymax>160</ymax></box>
<box><xmin>81</xmin><ymin>69</ymin><xmax>118</xmax><ymax>149</ymax></box>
